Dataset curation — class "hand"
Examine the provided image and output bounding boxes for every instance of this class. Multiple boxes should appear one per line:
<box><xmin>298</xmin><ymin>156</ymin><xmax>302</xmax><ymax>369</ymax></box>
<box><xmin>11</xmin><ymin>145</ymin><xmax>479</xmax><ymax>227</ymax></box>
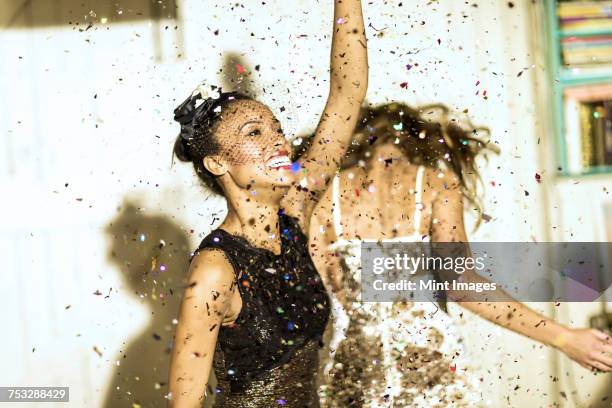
<box><xmin>555</xmin><ymin>328</ymin><xmax>612</xmax><ymax>372</ymax></box>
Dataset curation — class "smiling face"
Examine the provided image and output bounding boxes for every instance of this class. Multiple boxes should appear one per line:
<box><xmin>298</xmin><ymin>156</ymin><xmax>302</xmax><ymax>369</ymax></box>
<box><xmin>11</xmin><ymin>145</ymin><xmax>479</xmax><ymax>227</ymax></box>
<box><xmin>205</xmin><ymin>99</ymin><xmax>296</xmax><ymax>191</ymax></box>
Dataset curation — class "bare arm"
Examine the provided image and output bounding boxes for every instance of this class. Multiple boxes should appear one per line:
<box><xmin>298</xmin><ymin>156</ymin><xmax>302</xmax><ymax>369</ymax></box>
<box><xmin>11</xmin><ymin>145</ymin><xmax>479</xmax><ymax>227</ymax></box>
<box><xmin>308</xmin><ymin>187</ymin><xmax>346</xmax><ymax>304</ymax></box>
<box><xmin>283</xmin><ymin>0</ymin><xmax>368</xmax><ymax>231</ymax></box>
<box><xmin>167</xmin><ymin>250</ymin><xmax>236</xmax><ymax>407</ymax></box>
<box><xmin>432</xmin><ymin>170</ymin><xmax>612</xmax><ymax>372</ymax></box>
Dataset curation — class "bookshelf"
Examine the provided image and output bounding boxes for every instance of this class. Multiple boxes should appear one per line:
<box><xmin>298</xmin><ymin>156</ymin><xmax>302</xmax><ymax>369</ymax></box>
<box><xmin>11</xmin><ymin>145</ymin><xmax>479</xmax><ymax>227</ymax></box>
<box><xmin>546</xmin><ymin>0</ymin><xmax>612</xmax><ymax>176</ymax></box>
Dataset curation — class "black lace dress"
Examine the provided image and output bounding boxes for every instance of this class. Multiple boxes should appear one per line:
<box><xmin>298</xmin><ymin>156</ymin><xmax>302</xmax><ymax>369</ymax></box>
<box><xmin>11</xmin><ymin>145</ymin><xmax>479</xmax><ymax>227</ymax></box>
<box><xmin>193</xmin><ymin>210</ymin><xmax>330</xmax><ymax>407</ymax></box>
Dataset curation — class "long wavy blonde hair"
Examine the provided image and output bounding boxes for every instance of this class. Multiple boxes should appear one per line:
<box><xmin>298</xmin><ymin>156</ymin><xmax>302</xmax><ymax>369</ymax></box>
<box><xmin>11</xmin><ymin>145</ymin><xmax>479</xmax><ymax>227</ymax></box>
<box><xmin>342</xmin><ymin>102</ymin><xmax>500</xmax><ymax>230</ymax></box>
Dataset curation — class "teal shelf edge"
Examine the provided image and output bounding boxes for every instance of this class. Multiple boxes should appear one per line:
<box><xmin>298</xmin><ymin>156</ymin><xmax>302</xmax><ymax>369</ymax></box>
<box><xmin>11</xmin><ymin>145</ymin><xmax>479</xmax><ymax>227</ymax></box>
<box><xmin>547</xmin><ymin>0</ymin><xmax>568</xmax><ymax>175</ymax></box>
<box><xmin>558</xmin><ymin>166</ymin><xmax>612</xmax><ymax>178</ymax></box>
<box><xmin>558</xmin><ymin>29</ymin><xmax>612</xmax><ymax>38</ymax></box>
<box><xmin>557</xmin><ymin>69</ymin><xmax>612</xmax><ymax>85</ymax></box>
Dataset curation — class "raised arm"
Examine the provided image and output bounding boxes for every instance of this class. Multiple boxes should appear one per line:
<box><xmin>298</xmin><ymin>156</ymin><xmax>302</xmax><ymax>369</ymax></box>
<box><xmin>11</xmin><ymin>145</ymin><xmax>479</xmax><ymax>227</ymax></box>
<box><xmin>167</xmin><ymin>250</ymin><xmax>236</xmax><ymax>407</ymax></box>
<box><xmin>283</xmin><ymin>0</ymin><xmax>368</xmax><ymax>230</ymax></box>
<box><xmin>431</xmin><ymin>170</ymin><xmax>612</xmax><ymax>372</ymax></box>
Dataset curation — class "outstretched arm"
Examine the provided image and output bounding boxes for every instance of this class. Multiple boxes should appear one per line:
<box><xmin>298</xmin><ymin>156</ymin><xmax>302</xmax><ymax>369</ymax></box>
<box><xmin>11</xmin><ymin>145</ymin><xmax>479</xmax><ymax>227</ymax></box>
<box><xmin>431</xmin><ymin>170</ymin><xmax>612</xmax><ymax>372</ymax></box>
<box><xmin>167</xmin><ymin>251</ymin><xmax>236</xmax><ymax>407</ymax></box>
<box><xmin>283</xmin><ymin>0</ymin><xmax>368</xmax><ymax>231</ymax></box>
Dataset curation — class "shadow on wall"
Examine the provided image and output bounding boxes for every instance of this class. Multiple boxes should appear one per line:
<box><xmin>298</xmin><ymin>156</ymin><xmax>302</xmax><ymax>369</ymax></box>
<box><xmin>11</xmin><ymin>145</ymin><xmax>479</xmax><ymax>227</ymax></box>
<box><xmin>1</xmin><ymin>0</ymin><xmax>177</xmax><ymax>28</ymax></box>
<box><xmin>219</xmin><ymin>51</ymin><xmax>258</xmax><ymax>97</ymax></box>
<box><xmin>103</xmin><ymin>199</ymin><xmax>191</xmax><ymax>408</ymax></box>
<box><xmin>1</xmin><ymin>0</ymin><xmax>182</xmax><ymax>62</ymax></box>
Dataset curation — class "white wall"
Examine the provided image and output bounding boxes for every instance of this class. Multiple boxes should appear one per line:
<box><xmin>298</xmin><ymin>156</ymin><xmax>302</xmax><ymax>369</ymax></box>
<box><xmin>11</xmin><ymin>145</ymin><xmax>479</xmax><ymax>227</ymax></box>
<box><xmin>1</xmin><ymin>0</ymin><xmax>609</xmax><ymax>406</ymax></box>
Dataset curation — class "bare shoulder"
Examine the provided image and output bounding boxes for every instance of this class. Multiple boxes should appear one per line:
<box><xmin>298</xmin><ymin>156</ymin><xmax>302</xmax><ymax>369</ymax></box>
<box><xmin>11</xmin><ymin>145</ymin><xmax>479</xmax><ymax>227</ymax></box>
<box><xmin>186</xmin><ymin>249</ymin><xmax>236</xmax><ymax>299</ymax></box>
<box><xmin>176</xmin><ymin>249</ymin><xmax>236</xmax><ymax>338</ymax></box>
<box><xmin>425</xmin><ymin>166</ymin><xmax>461</xmax><ymax>192</ymax></box>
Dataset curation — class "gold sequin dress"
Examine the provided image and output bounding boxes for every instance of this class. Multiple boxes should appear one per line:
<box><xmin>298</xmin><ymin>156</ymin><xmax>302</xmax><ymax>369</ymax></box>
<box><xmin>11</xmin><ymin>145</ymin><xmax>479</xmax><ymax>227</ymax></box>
<box><xmin>318</xmin><ymin>167</ymin><xmax>482</xmax><ymax>407</ymax></box>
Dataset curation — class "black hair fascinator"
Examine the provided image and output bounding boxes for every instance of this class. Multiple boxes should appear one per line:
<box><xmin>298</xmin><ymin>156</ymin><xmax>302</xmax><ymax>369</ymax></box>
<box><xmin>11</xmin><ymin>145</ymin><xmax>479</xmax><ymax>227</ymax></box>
<box><xmin>173</xmin><ymin>84</ymin><xmax>223</xmax><ymax>143</ymax></box>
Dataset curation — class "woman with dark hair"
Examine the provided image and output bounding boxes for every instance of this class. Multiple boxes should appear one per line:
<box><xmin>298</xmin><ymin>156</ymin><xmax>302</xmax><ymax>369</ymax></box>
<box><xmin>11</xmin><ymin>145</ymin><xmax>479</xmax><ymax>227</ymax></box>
<box><xmin>310</xmin><ymin>102</ymin><xmax>612</xmax><ymax>407</ymax></box>
<box><xmin>167</xmin><ymin>1</ymin><xmax>367</xmax><ymax>407</ymax></box>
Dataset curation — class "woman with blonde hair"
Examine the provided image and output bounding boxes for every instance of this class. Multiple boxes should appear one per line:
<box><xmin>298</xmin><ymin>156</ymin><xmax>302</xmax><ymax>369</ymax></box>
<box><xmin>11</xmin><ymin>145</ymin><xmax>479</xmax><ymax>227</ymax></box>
<box><xmin>310</xmin><ymin>102</ymin><xmax>612</xmax><ymax>407</ymax></box>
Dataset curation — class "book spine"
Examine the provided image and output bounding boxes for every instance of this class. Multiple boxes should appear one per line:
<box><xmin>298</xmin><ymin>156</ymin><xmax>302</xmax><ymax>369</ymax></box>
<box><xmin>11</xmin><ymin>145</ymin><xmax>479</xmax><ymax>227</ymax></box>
<box><xmin>579</xmin><ymin>103</ymin><xmax>594</xmax><ymax>168</ymax></box>
<box><xmin>604</xmin><ymin>101</ymin><xmax>612</xmax><ymax>165</ymax></box>
<box><xmin>593</xmin><ymin>105</ymin><xmax>606</xmax><ymax>165</ymax></box>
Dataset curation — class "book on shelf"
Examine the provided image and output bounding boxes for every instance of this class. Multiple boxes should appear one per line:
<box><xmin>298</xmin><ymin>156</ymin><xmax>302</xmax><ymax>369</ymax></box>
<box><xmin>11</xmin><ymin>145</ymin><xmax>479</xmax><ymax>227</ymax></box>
<box><xmin>563</xmin><ymin>51</ymin><xmax>612</xmax><ymax>66</ymax></box>
<box><xmin>558</xmin><ymin>1</ymin><xmax>612</xmax><ymax>19</ymax></box>
<box><xmin>560</xmin><ymin>18</ymin><xmax>612</xmax><ymax>31</ymax></box>
<box><xmin>557</xmin><ymin>1</ymin><xmax>612</xmax><ymax>38</ymax></box>
<box><xmin>579</xmin><ymin>103</ymin><xmax>594</xmax><ymax>166</ymax></box>
<box><xmin>563</xmin><ymin>85</ymin><xmax>612</xmax><ymax>173</ymax></box>
<box><xmin>561</xmin><ymin>63</ymin><xmax>612</xmax><ymax>78</ymax></box>
<box><xmin>559</xmin><ymin>29</ymin><xmax>612</xmax><ymax>66</ymax></box>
